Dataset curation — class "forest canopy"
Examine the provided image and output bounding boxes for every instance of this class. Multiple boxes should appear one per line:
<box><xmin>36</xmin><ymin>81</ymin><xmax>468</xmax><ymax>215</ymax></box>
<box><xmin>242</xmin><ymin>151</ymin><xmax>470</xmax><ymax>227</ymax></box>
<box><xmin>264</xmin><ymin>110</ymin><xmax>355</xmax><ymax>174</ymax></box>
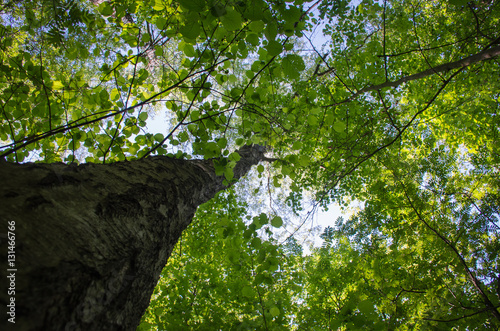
<box><xmin>1</xmin><ymin>0</ymin><xmax>499</xmax><ymax>329</ymax></box>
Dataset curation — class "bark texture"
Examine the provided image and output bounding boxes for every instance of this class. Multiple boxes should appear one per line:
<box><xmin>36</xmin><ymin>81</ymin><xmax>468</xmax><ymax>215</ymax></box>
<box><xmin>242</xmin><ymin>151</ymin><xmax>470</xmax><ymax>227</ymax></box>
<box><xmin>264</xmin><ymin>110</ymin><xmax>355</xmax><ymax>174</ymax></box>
<box><xmin>0</xmin><ymin>145</ymin><xmax>266</xmax><ymax>331</ymax></box>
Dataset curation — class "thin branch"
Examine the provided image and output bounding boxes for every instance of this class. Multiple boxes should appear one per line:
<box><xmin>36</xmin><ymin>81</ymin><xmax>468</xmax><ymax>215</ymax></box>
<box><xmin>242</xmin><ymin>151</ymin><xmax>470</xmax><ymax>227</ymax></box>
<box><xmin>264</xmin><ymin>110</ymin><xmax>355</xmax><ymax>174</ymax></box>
<box><xmin>411</xmin><ymin>4</ymin><xmax>445</xmax><ymax>81</ymax></box>
<box><xmin>324</xmin><ymin>45</ymin><xmax>500</xmax><ymax>108</ymax></box>
<box><xmin>251</xmin><ymin>257</ymin><xmax>269</xmax><ymax>331</ymax></box>
<box><xmin>382</xmin><ymin>0</ymin><xmax>387</xmax><ymax>81</ymax></box>
<box><xmin>301</xmin><ymin>0</ymin><xmax>322</xmax><ymax>21</ymax></box>
<box><xmin>400</xmin><ymin>183</ymin><xmax>500</xmax><ymax>322</ymax></box>
<box><xmin>468</xmin><ymin>3</ymin><xmax>495</xmax><ymax>41</ymax></box>
<box><xmin>423</xmin><ymin>306</ymin><xmax>497</xmax><ymax>323</ymax></box>
<box><xmin>295</xmin><ymin>69</ymin><xmax>463</xmax><ymax>243</ymax></box>
<box><xmin>358</xmin><ymin>45</ymin><xmax>500</xmax><ymax>94</ymax></box>
<box><xmin>0</xmin><ymin>58</ymin><xmax>228</xmax><ymax>157</ymax></box>
<box><xmin>376</xmin><ymin>33</ymin><xmax>495</xmax><ymax>58</ymax></box>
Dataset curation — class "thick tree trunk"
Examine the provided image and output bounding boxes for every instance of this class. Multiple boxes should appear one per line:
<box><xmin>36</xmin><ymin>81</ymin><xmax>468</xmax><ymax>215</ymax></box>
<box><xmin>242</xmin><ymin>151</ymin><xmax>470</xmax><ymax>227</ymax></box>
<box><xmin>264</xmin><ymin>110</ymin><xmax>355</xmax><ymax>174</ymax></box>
<box><xmin>0</xmin><ymin>145</ymin><xmax>266</xmax><ymax>331</ymax></box>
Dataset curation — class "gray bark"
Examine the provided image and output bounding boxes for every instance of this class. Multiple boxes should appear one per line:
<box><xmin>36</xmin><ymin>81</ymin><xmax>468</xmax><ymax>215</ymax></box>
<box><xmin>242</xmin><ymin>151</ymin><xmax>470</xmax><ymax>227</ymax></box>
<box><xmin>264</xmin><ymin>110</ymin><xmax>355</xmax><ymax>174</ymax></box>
<box><xmin>358</xmin><ymin>45</ymin><xmax>500</xmax><ymax>94</ymax></box>
<box><xmin>0</xmin><ymin>145</ymin><xmax>266</xmax><ymax>331</ymax></box>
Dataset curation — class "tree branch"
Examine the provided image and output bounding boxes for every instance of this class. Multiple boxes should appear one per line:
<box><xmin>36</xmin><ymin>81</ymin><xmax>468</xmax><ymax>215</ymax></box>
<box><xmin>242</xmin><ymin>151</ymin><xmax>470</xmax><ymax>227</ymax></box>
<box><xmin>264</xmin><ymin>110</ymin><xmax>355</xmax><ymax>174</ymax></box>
<box><xmin>400</xmin><ymin>183</ymin><xmax>500</xmax><ymax>322</ymax></box>
<box><xmin>423</xmin><ymin>306</ymin><xmax>497</xmax><ymax>323</ymax></box>
<box><xmin>358</xmin><ymin>45</ymin><xmax>500</xmax><ymax>94</ymax></box>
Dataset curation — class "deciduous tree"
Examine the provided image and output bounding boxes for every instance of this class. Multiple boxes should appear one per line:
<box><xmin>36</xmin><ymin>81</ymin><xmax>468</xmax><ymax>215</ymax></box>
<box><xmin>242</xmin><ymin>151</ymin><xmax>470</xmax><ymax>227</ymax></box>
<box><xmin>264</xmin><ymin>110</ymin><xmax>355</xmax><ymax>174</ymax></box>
<box><xmin>1</xmin><ymin>0</ymin><xmax>499</xmax><ymax>330</ymax></box>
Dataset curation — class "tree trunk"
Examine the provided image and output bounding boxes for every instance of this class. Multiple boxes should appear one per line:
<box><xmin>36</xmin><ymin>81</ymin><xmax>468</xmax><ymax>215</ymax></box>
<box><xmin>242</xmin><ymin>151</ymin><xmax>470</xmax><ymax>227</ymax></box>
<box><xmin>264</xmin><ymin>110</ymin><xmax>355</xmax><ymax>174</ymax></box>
<box><xmin>0</xmin><ymin>145</ymin><xmax>266</xmax><ymax>331</ymax></box>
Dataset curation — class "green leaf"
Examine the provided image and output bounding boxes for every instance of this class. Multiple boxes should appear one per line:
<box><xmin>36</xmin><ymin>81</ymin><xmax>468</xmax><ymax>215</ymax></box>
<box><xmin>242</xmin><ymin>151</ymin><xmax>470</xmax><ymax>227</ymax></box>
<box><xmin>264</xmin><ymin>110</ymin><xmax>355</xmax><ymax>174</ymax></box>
<box><xmin>110</xmin><ymin>89</ymin><xmax>120</xmax><ymax>101</ymax></box>
<box><xmin>180</xmin><ymin>16</ymin><xmax>201</xmax><ymax>39</ymax></box>
<box><xmin>183</xmin><ymin>44</ymin><xmax>196</xmax><ymax>57</ymax></box>
<box><xmin>248</xmin><ymin>21</ymin><xmax>265</xmax><ymax>33</ymax></box>
<box><xmin>251</xmin><ymin>237</ymin><xmax>261</xmax><ymax>248</ymax></box>
<box><xmin>178</xmin><ymin>0</ymin><xmax>205</xmax><ymax>12</ymax></box>
<box><xmin>270</xmin><ymin>306</ymin><xmax>280</xmax><ymax>317</ymax></box>
<box><xmin>266</xmin><ymin>40</ymin><xmax>282</xmax><ymax>57</ymax></box>
<box><xmin>282</xmin><ymin>54</ymin><xmax>305</xmax><ymax>79</ymax></box>
<box><xmin>257</xmin><ymin>164</ymin><xmax>264</xmax><ymax>173</ymax></box>
<box><xmin>282</xmin><ymin>6</ymin><xmax>301</xmax><ymax>25</ymax></box>
<box><xmin>52</xmin><ymin>81</ymin><xmax>64</xmax><ymax>90</ymax></box>
<box><xmin>257</xmin><ymin>213</ymin><xmax>268</xmax><ymax>226</ymax></box>
<box><xmin>154</xmin><ymin>307</ymin><xmax>164</xmax><ymax>316</ymax></box>
<box><xmin>154</xmin><ymin>133</ymin><xmax>164</xmax><ymax>142</ymax></box>
<box><xmin>246</xmin><ymin>34</ymin><xmax>260</xmax><ymax>46</ymax></box>
<box><xmin>230</xmin><ymin>87</ymin><xmax>243</xmax><ymax>98</ymax></box>
<box><xmin>242</xmin><ymin>286</ymin><xmax>254</xmax><ymax>297</ymax></box>
<box><xmin>333</xmin><ymin>121</ymin><xmax>345</xmax><ymax>132</ymax></box>
<box><xmin>220</xmin><ymin>9</ymin><xmax>242</xmax><ymax>31</ymax></box>
<box><xmin>281</xmin><ymin>165</ymin><xmax>291</xmax><ymax>176</ymax></box>
<box><xmin>190</xmin><ymin>110</ymin><xmax>200</xmax><ymax>121</ymax></box>
<box><xmin>271</xmin><ymin>216</ymin><xmax>283</xmax><ymax>228</ymax></box>
<box><xmin>155</xmin><ymin>17</ymin><xmax>167</xmax><ymax>29</ymax></box>
<box><xmin>244</xmin><ymin>0</ymin><xmax>265</xmax><ymax>20</ymax></box>
<box><xmin>229</xmin><ymin>152</ymin><xmax>241</xmax><ymax>162</ymax></box>
<box><xmin>138</xmin><ymin>112</ymin><xmax>148</xmax><ymax>121</ymax></box>
<box><xmin>265</xmin><ymin>22</ymin><xmax>277</xmax><ymax>41</ymax></box>
<box><xmin>298</xmin><ymin>156</ymin><xmax>309</xmax><ymax>167</ymax></box>
<box><xmin>153</xmin><ymin>1</ymin><xmax>165</xmax><ymax>11</ymax></box>
<box><xmin>292</xmin><ymin>141</ymin><xmax>302</xmax><ymax>150</ymax></box>
<box><xmin>358</xmin><ymin>300</ymin><xmax>375</xmax><ymax>315</ymax></box>
<box><xmin>99</xmin><ymin>89</ymin><xmax>109</xmax><ymax>101</ymax></box>
<box><xmin>210</xmin><ymin>5</ymin><xmax>227</xmax><ymax>17</ymax></box>
<box><xmin>448</xmin><ymin>0</ymin><xmax>469</xmax><ymax>6</ymax></box>
<box><xmin>98</xmin><ymin>2</ymin><xmax>113</xmax><ymax>16</ymax></box>
<box><xmin>188</xmin><ymin>123</ymin><xmax>197</xmax><ymax>133</ymax></box>
<box><xmin>137</xmin><ymin>322</ymin><xmax>153</xmax><ymax>331</ymax></box>
<box><xmin>325</xmin><ymin>113</ymin><xmax>334</xmax><ymax>125</ymax></box>
<box><xmin>223</xmin><ymin>166</ymin><xmax>233</xmax><ymax>180</ymax></box>
<box><xmin>307</xmin><ymin>115</ymin><xmax>317</xmax><ymax>126</ymax></box>
<box><xmin>217</xmin><ymin>137</ymin><xmax>227</xmax><ymax>149</ymax></box>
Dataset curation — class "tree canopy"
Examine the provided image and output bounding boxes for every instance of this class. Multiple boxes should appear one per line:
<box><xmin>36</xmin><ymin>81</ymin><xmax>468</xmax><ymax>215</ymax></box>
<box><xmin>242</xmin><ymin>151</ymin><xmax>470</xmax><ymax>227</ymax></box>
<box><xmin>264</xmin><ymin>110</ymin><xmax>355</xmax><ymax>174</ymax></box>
<box><xmin>1</xmin><ymin>0</ymin><xmax>499</xmax><ymax>329</ymax></box>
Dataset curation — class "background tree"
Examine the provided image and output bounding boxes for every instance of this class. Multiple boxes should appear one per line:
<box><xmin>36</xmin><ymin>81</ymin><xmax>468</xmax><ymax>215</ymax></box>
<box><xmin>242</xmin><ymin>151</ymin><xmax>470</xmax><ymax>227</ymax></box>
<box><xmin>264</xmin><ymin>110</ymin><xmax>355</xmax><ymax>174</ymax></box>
<box><xmin>141</xmin><ymin>0</ymin><xmax>500</xmax><ymax>329</ymax></box>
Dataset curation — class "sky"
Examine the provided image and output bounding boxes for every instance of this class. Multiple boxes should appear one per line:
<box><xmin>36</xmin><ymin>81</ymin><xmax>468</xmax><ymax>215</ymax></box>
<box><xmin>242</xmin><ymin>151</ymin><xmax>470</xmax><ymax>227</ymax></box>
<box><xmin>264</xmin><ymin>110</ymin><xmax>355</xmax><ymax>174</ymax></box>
<box><xmin>141</xmin><ymin>1</ymin><xmax>380</xmax><ymax>254</ymax></box>
<box><xmin>142</xmin><ymin>3</ymin><xmax>355</xmax><ymax>252</ymax></box>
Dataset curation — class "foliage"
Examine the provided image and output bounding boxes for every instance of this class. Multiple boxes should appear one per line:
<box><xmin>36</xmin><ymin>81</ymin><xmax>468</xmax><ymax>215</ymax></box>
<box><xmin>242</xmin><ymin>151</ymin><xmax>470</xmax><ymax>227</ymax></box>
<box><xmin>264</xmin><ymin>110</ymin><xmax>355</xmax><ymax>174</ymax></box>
<box><xmin>139</xmin><ymin>191</ymin><xmax>302</xmax><ymax>330</ymax></box>
<box><xmin>1</xmin><ymin>0</ymin><xmax>499</xmax><ymax>329</ymax></box>
<box><xmin>297</xmin><ymin>140</ymin><xmax>500</xmax><ymax>329</ymax></box>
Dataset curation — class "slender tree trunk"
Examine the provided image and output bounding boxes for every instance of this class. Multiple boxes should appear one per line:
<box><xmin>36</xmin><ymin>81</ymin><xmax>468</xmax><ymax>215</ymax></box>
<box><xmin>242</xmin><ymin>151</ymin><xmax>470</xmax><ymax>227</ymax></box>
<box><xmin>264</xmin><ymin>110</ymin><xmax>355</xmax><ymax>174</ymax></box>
<box><xmin>0</xmin><ymin>145</ymin><xmax>266</xmax><ymax>331</ymax></box>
